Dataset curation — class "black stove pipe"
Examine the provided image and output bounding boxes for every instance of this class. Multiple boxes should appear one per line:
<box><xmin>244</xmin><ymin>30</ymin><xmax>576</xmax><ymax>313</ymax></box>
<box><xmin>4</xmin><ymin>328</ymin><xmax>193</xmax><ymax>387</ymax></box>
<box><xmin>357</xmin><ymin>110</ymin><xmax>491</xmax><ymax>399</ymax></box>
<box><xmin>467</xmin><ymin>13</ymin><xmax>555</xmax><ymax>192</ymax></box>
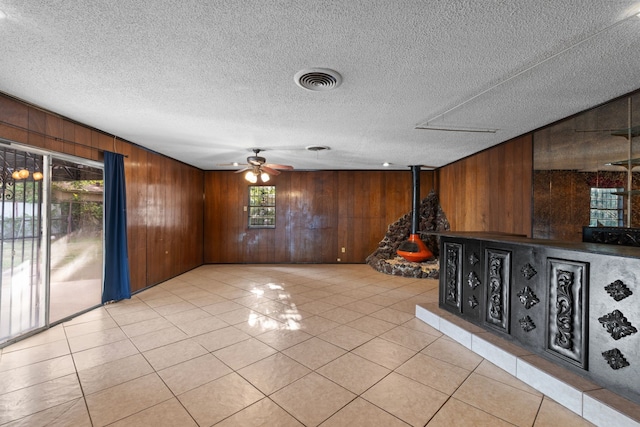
<box><xmin>410</xmin><ymin>165</ymin><xmax>420</xmax><ymax>234</ymax></box>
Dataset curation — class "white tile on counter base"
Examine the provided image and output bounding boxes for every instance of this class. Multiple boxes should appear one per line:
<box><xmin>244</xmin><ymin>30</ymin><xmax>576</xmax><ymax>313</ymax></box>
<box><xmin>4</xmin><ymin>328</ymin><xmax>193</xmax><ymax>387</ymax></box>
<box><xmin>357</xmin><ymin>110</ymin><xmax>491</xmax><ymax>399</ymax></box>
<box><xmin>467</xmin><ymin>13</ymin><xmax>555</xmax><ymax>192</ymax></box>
<box><xmin>415</xmin><ymin>303</ymin><xmax>640</xmax><ymax>427</ymax></box>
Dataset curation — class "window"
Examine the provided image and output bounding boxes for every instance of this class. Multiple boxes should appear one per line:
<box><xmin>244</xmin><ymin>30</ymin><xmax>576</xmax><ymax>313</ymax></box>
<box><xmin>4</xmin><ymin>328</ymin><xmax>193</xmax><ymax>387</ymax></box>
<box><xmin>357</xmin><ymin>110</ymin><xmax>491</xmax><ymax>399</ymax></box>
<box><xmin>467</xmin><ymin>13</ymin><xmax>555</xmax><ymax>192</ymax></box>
<box><xmin>248</xmin><ymin>185</ymin><xmax>276</xmax><ymax>228</ymax></box>
<box><xmin>589</xmin><ymin>187</ymin><xmax>623</xmax><ymax>227</ymax></box>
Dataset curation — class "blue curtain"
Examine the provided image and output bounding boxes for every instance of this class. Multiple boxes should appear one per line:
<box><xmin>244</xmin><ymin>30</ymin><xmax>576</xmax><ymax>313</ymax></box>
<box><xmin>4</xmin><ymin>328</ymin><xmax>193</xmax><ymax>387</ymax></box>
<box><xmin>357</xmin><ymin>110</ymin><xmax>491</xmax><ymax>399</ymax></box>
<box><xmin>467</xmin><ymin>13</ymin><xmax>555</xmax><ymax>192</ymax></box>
<box><xmin>103</xmin><ymin>151</ymin><xmax>131</xmax><ymax>303</ymax></box>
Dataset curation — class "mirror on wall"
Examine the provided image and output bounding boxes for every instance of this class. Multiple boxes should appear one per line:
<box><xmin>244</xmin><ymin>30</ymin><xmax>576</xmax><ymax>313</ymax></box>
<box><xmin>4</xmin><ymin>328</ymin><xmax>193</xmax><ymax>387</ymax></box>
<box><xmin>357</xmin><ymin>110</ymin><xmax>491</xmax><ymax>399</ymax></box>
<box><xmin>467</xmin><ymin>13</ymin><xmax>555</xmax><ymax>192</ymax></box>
<box><xmin>533</xmin><ymin>91</ymin><xmax>640</xmax><ymax>241</ymax></box>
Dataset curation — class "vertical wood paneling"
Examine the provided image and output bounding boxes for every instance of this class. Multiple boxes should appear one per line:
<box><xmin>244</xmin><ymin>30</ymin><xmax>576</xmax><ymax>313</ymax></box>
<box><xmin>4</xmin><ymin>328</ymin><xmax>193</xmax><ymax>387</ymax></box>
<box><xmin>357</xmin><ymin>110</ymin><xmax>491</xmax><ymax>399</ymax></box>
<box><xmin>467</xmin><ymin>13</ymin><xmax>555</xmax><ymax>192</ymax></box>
<box><xmin>204</xmin><ymin>169</ymin><xmax>435</xmax><ymax>264</ymax></box>
<box><xmin>0</xmin><ymin>93</ymin><xmax>204</xmax><ymax>294</ymax></box>
<box><xmin>438</xmin><ymin>135</ymin><xmax>533</xmax><ymax>237</ymax></box>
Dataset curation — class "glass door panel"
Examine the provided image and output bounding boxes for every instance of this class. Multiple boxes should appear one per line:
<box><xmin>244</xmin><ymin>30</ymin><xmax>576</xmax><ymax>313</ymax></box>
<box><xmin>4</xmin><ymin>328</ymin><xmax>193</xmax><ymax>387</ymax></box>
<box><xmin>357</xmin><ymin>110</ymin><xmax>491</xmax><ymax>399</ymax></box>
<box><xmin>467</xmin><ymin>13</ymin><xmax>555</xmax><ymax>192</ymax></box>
<box><xmin>49</xmin><ymin>159</ymin><xmax>103</xmax><ymax>323</ymax></box>
<box><xmin>0</xmin><ymin>147</ymin><xmax>45</xmax><ymax>345</ymax></box>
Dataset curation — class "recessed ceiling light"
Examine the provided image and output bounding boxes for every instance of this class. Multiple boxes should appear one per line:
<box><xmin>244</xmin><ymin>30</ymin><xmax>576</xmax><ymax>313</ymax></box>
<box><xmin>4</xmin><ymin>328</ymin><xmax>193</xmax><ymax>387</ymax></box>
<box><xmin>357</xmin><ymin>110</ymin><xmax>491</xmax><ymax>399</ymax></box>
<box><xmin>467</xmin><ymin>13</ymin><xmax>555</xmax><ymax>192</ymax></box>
<box><xmin>295</xmin><ymin>69</ymin><xmax>342</xmax><ymax>91</ymax></box>
<box><xmin>382</xmin><ymin>162</ymin><xmax>390</xmax><ymax>167</ymax></box>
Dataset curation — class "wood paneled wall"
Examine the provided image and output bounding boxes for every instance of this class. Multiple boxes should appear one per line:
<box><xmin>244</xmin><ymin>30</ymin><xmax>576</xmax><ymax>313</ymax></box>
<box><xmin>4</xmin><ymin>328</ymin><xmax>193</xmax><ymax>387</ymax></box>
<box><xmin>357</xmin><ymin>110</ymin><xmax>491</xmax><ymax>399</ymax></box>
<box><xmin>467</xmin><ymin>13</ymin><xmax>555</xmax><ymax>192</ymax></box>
<box><xmin>204</xmin><ymin>170</ymin><xmax>435</xmax><ymax>263</ymax></box>
<box><xmin>0</xmin><ymin>94</ymin><xmax>204</xmax><ymax>292</ymax></box>
<box><xmin>437</xmin><ymin>134</ymin><xmax>533</xmax><ymax>237</ymax></box>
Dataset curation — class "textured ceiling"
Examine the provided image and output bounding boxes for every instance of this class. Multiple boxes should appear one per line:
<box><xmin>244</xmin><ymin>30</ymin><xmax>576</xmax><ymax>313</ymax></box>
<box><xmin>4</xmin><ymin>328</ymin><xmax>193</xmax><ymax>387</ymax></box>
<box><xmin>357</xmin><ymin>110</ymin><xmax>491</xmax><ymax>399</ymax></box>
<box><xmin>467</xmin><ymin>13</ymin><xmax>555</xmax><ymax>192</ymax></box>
<box><xmin>1</xmin><ymin>1</ymin><xmax>640</xmax><ymax>171</ymax></box>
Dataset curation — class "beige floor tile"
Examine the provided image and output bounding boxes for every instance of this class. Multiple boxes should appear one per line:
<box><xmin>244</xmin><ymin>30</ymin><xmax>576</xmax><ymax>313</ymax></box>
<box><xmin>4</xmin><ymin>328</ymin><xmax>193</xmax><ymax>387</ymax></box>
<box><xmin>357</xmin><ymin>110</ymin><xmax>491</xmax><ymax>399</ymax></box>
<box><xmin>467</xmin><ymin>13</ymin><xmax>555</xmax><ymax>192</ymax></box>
<box><xmin>396</xmin><ymin>353</ymin><xmax>471</xmax><ymax>395</ymax></box>
<box><xmin>318</xmin><ymin>306</ymin><xmax>365</xmax><ymax>324</ymax></box>
<box><xmin>320</xmin><ymin>397</ymin><xmax>410</xmax><ymax>427</ymax></box>
<box><xmin>215</xmin><ymin>306</ymin><xmax>259</xmax><ymax>325</ymax></box>
<box><xmin>474</xmin><ymin>359</ymin><xmax>542</xmax><ymax>395</ymax></box>
<box><xmin>347</xmin><ymin>315</ymin><xmax>397</xmax><ymax>335</ymax></box>
<box><xmin>299</xmin><ymin>290</ymin><xmax>334</xmax><ymax>300</ymax></box>
<box><xmin>216</xmin><ymin>397</ymin><xmax>305</xmax><ymax>427</ymax></box>
<box><xmin>369</xmin><ymin>307</ymin><xmax>415</xmax><ymax>325</ymax></box>
<box><xmin>162</xmin><ymin>307</ymin><xmax>210</xmax><ymax>325</ymax></box>
<box><xmin>186</xmin><ymin>293</ymin><xmax>228</xmax><ymax>307</ymax></box>
<box><xmin>283</xmin><ymin>337</ymin><xmax>346</xmax><ymax>369</ymax></box>
<box><xmin>1</xmin><ymin>325</ymin><xmax>66</xmax><ymax>353</ymax></box>
<box><xmin>238</xmin><ymin>353</ymin><xmax>311</xmax><ymax>395</ymax></box>
<box><xmin>72</xmin><ymin>339</ymin><xmax>139</xmax><ymax>372</ymax></box>
<box><xmin>401</xmin><ymin>317</ymin><xmax>442</xmax><ymax>336</ymax></box>
<box><xmin>129</xmin><ymin>325</ymin><xmax>189</xmax><ymax>352</ymax></box>
<box><xmin>193</xmin><ymin>325</ymin><xmax>251</xmax><ymax>351</ymax></box>
<box><xmin>178</xmin><ymin>372</ymin><xmax>264</xmax><ymax>426</ymax></box>
<box><xmin>0</xmin><ymin>374</ymin><xmax>83</xmax><ymax>424</ymax></box>
<box><xmin>175</xmin><ymin>315</ymin><xmax>230</xmax><ymax>336</ymax></box>
<box><xmin>0</xmin><ymin>355</ymin><xmax>76</xmax><ymax>395</ymax></box>
<box><xmin>318</xmin><ymin>325</ymin><xmax>375</xmax><ymax>351</ymax></box>
<box><xmin>79</xmin><ymin>353</ymin><xmax>154</xmax><ymax>395</ymax></box>
<box><xmin>318</xmin><ymin>294</ymin><xmax>357</xmax><ymax>307</ymax></box>
<box><xmin>534</xmin><ymin>397</ymin><xmax>595</xmax><ymax>426</ymax></box>
<box><xmin>421</xmin><ymin>337</ymin><xmax>483</xmax><ymax>370</ymax></box>
<box><xmin>136</xmin><ymin>290</ymin><xmax>180</xmax><ymax>305</ymax></box>
<box><xmin>201</xmin><ymin>300</ymin><xmax>245</xmax><ymax>315</ymax></box>
<box><xmin>453</xmin><ymin>373</ymin><xmax>542</xmax><ymax>427</ymax></box>
<box><xmin>316</xmin><ymin>353</ymin><xmax>391</xmax><ymax>395</ymax></box>
<box><xmin>61</xmin><ymin>308</ymin><xmax>110</xmax><ymax>327</ymax></box>
<box><xmin>109</xmin><ymin>398</ymin><xmax>198</xmax><ymax>427</ymax></box>
<box><xmin>213</xmin><ymin>338</ymin><xmax>278</xmax><ymax>370</ymax></box>
<box><xmin>1</xmin><ymin>265</ymin><xmax>620</xmax><ymax>427</ymax></box>
<box><xmin>362</xmin><ymin>372</ymin><xmax>448</xmax><ymax>427</ymax></box>
<box><xmin>2</xmin><ymin>397</ymin><xmax>91</xmax><ymax>427</ymax></box>
<box><xmin>142</xmin><ymin>337</ymin><xmax>208</xmax><ymax>370</ymax></box>
<box><xmin>426</xmin><ymin>397</ymin><xmax>515</xmax><ymax>426</ymax></box>
<box><xmin>271</xmin><ymin>372</ymin><xmax>356</xmax><ymax>427</ymax></box>
<box><xmin>119</xmin><ymin>317</ymin><xmax>173</xmax><ymax>338</ymax></box>
<box><xmin>157</xmin><ymin>353</ymin><xmax>232</xmax><ymax>395</ymax></box>
<box><xmin>153</xmin><ymin>301</ymin><xmax>198</xmax><ymax>316</ymax></box>
<box><xmin>297</xmin><ymin>315</ymin><xmax>341</xmax><ymax>336</ymax></box>
<box><xmin>0</xmin><ymin>340</ymin><xmax>70</xmax><ymax>372</ymax></box>
<box><xmin>234</xmin><ymin>314</ymin><xmax>284</xmax><ymax>336</ymax></box>
<box><xmin>340</xmin><ymin>300</ymin><xmax>384</xmax><ymax>315</ymax></box>
<box><xmin>380</xmin><ymin>325</ymin><xmax>440</xmax><ymax>351</ymax></box>
<box><xmin>352</xmin><ymin>337</ymin><xmax>416</xmax><ymax>370</ymax></box>
<box><xmin>296</xmin><ymin>300</ymin><xmax>338</xmax><ymax>315</ymax></box>
<box><xmin>110</xmin><ymin>308</ymin><xmax>161</xmax><ymax>327</ymax></box>
<box><xmin>256</xmin><ymin>328</ymin><xmax>313</xmax><ymax>351</ymax></box>
<box><xmin>85</xmin><ymin>373</ymin><xmax>173</xmax><ymax>426</ymax></box>
<box><xmin>67</xmin><ymin>326</ymin><xmax>128</xmax><ymax>353</ymax></box>
<box><xmin>63</xmin><ymin>317</ymin><xmax>119</xmax><ymax>338</ymax></box>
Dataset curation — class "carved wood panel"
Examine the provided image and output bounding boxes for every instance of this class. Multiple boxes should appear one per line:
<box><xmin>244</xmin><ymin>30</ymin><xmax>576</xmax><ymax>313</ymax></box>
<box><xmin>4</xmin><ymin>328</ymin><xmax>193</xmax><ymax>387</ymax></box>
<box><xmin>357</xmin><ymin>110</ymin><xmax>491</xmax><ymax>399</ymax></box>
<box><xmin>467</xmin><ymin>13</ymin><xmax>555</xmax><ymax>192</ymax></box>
<box><xmin>546</xmin><ymin>258</ymin><xmax>588</xmax><ymax>369</ymax></box>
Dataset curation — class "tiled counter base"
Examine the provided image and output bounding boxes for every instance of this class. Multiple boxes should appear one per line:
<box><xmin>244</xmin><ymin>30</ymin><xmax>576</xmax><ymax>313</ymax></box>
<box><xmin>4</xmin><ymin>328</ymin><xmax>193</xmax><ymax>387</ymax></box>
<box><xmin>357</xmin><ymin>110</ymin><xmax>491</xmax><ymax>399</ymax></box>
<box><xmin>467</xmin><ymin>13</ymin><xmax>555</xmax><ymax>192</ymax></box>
<box><xmin>416</xmin><ymin>303</ymin><xmax>640</xmax><ymax>427</ymax></box>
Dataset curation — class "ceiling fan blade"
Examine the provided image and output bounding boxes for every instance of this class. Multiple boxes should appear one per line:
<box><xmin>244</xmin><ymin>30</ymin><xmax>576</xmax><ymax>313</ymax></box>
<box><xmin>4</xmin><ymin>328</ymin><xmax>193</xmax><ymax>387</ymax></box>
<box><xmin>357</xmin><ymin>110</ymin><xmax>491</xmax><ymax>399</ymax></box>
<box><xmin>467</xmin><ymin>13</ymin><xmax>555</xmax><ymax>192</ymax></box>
<box><xmin>264</xmin><ymin>163</ymin><xmax>293</xmax><ymax>170</ymax></box>
<box><xmin>234</xmin><ymin>167</ymin><xmax>251</xmax><ymax>174</ymax></box>
<box><xmin>261</xmin><ymin>166</ymin><xmax>281</xmax><ymax>176</ymax></box>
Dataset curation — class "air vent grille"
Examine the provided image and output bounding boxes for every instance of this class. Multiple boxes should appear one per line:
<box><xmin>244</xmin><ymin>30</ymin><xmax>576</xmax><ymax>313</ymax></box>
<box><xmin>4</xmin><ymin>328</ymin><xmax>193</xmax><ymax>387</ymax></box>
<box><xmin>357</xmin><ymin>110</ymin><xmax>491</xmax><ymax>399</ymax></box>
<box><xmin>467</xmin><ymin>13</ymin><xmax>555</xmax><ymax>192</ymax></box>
<box><xmin>295</xmin><ymin>68</ymin><xmax>342</xmax><ymax>91</ymax></box>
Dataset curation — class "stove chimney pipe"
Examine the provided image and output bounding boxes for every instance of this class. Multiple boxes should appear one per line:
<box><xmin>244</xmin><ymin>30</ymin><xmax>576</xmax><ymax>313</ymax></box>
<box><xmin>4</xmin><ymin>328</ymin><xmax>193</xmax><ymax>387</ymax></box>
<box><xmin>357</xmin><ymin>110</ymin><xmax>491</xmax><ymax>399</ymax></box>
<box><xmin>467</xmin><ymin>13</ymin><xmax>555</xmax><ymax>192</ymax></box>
<box><xmin>397</xmin><ymin>165</ymin><xmax>433</xmax><ymax>262</ymax></box>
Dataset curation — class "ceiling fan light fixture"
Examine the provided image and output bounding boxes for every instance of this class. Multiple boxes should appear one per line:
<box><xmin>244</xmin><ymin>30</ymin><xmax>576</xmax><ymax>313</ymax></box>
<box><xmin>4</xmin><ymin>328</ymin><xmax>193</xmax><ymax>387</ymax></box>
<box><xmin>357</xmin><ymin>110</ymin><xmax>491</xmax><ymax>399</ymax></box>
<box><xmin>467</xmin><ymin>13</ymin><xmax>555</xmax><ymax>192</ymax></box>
<box><xmin>260</xmin><ymin>172</ymin><xmax>270</xmax><ymax>182</ymax></box>
<box><xmin>295</xmin><ymin>68</ymin><xmax>342</xmax><ymax>91</ymax></box>
<box><xmin>245</xmin><ymin>170</ymin><xmax>258</xmax><ymax>183</ymax></box>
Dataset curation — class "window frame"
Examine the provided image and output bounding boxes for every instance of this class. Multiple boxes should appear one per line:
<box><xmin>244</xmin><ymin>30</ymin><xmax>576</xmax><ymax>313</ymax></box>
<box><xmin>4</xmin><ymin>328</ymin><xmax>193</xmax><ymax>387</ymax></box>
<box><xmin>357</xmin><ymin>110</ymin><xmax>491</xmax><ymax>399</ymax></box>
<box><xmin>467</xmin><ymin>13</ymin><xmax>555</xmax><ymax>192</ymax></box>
<box><xmin>248</xmin><ymin>185</ymin><xmax>276</xmax><ymax>229</ymax></box>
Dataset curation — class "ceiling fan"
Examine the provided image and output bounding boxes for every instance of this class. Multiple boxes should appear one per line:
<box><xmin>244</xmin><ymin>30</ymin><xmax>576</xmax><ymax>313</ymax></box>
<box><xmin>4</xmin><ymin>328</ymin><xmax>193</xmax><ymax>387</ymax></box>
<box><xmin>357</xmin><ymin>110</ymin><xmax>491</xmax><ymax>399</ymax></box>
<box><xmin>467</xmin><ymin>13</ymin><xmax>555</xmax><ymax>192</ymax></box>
<box><xmin>219</xmin><ymin>149</ymin><xmax>294</xmax><ymax>183</ymax></box>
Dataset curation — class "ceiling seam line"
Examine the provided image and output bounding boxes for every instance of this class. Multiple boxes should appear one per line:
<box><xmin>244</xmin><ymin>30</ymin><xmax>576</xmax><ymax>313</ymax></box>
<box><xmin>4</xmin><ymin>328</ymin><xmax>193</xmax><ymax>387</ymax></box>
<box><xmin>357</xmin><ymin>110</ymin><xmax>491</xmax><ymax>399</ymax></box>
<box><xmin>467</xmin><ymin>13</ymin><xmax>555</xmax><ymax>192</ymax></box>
<box><xmin>422</xmin><ymin>13</ymin><xmax>639</xmax><ymax>127</ymax></box>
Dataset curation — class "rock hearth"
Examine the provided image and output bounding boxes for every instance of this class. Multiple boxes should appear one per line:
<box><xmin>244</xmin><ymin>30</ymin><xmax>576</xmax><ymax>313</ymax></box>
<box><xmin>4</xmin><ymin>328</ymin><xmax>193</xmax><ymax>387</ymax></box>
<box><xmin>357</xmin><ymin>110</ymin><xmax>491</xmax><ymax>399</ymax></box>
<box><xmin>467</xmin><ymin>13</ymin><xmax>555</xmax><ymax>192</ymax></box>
<box><xmin>366</xmin><ymin>190</ymin><xmax>449</xmax><ymax>279</ymax></box>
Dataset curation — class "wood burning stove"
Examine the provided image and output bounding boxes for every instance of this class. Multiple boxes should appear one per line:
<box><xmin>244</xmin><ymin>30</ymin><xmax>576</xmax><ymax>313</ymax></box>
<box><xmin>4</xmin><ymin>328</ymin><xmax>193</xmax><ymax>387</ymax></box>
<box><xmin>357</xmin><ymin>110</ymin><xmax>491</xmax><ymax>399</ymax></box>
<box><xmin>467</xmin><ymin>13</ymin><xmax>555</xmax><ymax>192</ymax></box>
<box><xmin>397</xmin><ymin>165</ymin><xmax>433</xmax><ymax>262</ymax></box>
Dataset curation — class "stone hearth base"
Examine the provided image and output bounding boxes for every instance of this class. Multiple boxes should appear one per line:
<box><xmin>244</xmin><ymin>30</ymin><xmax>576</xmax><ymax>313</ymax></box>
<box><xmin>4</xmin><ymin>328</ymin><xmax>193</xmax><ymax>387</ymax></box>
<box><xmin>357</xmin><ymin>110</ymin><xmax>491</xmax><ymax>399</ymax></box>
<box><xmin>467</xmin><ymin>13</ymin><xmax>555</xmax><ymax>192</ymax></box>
<box><xmin>367</xmin><ymin>255</ymin><xmax>439</xmax><ymax>279</ymax></box>
<box><xmin>366</xmin><ymin>190</ymin><xmax>449</xmax><ymax>279</ymax></box>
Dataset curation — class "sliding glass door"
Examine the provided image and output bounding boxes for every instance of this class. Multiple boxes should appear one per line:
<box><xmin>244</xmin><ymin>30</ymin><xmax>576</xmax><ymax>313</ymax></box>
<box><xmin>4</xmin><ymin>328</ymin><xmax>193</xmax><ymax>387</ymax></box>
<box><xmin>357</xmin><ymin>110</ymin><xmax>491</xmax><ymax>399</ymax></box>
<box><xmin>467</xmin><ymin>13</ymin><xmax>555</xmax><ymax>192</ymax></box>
<box><xmin>0</xmin><ymin>147</ymin><xmax>46</xmax><ymax>344</ymax></box>
<box><xmin>0</xmin><ymin>144</ymin><xmax>104</xmax><ymax>345</ymax></box>
<box><xmin>49</xmin><ymin>158</ymin><xmax>104</xmax><ymax>323</ymax></box>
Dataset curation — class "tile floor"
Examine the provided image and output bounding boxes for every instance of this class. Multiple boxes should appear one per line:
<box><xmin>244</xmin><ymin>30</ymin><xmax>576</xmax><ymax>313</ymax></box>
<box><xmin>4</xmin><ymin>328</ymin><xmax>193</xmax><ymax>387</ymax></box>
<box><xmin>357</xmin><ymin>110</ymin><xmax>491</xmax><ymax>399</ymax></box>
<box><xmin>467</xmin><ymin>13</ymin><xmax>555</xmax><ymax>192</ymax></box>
<box><xmin>0</xmin><ymin>264</ymin><xmax>596</xmax><ymax>426</ymax></box>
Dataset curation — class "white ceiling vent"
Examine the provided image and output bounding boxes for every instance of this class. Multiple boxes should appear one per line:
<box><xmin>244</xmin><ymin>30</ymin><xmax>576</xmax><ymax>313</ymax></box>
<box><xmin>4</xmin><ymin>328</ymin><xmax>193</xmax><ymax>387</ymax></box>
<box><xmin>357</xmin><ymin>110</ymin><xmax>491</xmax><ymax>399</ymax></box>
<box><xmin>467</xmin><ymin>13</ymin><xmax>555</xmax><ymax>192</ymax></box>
<box><xmin>294</xmin><ymin>68</ymin><xmax>342</xmax><ymax>91</ymax></box>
